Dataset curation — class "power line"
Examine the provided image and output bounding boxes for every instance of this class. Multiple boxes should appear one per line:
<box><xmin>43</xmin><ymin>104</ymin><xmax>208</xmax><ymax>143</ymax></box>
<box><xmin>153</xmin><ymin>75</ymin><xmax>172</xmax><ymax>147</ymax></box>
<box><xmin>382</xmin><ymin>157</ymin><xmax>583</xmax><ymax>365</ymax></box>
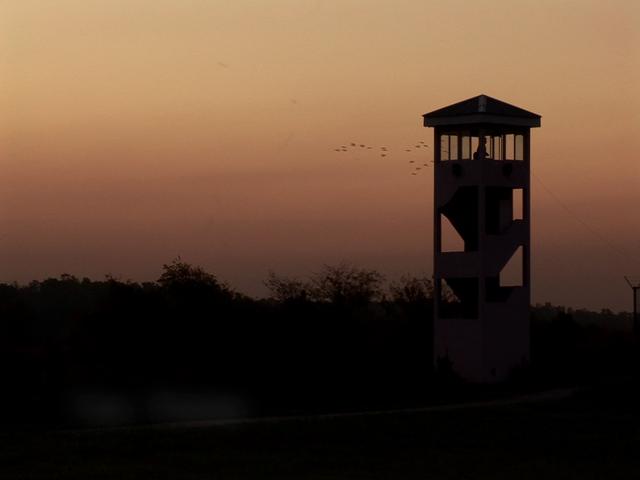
<box><xmin>531</xmin><ymin>170</ymin><xmax>640</xmax><ymax>271</ymax></box>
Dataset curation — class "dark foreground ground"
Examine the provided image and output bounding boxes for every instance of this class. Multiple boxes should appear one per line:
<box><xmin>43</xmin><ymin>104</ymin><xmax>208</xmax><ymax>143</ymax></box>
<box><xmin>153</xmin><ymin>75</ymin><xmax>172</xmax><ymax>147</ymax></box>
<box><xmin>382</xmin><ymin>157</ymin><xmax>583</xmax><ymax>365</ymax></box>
<box><xmin>2</xmin><ymin>380</ymin><xmax>639</xmax><ymax>480</ymax></box>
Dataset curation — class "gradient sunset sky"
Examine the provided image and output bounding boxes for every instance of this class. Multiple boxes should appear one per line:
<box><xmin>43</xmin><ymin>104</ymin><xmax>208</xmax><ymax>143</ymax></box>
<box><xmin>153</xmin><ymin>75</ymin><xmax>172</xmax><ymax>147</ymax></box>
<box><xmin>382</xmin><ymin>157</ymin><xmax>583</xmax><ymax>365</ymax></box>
<box><xmin>1</xmin><ymin>0</ymin><xmax>639</xmax><ymax>311</ymax></box>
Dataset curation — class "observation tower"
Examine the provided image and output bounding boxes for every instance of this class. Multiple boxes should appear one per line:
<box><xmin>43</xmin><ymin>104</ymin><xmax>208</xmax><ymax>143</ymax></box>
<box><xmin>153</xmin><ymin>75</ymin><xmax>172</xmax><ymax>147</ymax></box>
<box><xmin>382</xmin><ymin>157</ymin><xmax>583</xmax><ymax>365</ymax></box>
<box><xmin>423</xmin><ymin>94</ymin><xmax>541</xmax><ymax>382</ymax></box>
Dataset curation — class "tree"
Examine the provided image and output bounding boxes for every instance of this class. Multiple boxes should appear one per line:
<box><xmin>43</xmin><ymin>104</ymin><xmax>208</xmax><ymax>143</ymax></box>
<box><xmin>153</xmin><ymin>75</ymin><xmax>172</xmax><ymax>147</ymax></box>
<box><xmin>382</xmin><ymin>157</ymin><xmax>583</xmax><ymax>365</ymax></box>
<box><xmin>389</xmin><ymin>275</ymin><xmax>433</xmax><ymax>304</ymax></box>
<box><xmin>310</xmin><ymin>263</ymin><xmax>384</xmax><ymax>306</ymax></box>
<box><xmin>158</xmin><ymin>258</ymin><xmax>223</xmax><ymax>289</ymax></box>
<box><xmin>264</xmin><ymin>271</ymin><xmax>310</xmax><ymax>303</ymax></box>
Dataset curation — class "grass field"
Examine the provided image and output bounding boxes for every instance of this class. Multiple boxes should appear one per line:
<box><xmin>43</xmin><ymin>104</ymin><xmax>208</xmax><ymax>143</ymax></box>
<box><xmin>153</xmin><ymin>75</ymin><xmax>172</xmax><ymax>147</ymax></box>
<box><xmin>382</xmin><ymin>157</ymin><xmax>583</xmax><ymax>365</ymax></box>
<box><xmin>2</xmin><ymin>381</ymin><xmax>640</xmax><ymax>479</ymax></box>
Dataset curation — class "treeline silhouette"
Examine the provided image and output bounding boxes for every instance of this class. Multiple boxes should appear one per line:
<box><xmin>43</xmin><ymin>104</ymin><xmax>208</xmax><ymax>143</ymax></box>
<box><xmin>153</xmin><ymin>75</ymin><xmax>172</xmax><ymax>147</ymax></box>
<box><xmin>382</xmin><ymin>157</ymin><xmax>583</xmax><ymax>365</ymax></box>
<box><xmin>0</xmin><ymin>260</ymin><xmax>635</xmax><ymax>426</ymax></box>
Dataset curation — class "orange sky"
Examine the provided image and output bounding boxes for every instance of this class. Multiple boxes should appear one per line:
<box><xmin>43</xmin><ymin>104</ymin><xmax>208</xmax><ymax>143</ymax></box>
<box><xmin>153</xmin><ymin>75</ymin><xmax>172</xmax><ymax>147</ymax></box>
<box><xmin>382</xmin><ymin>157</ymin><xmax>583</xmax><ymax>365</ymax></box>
<box><xmin>1</xmin><ymin>0</ymin><xmax>639</xmax><ymax>311</ymax></box>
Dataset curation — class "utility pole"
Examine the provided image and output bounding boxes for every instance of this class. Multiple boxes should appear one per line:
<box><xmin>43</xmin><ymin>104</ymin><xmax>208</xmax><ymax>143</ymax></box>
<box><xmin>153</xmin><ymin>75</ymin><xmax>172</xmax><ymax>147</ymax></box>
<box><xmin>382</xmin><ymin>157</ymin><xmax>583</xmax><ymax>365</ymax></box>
<box><xmin>624</xmin><ymin>276</ymin><xmax>640</xmax><ymax>338</ymax></box>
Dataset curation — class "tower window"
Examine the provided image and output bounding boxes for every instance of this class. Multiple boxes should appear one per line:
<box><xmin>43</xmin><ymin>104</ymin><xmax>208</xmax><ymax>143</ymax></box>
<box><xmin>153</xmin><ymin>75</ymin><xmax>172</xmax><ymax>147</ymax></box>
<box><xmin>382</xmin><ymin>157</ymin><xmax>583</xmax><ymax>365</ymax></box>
<box><xmin>439</xmin><ymin>277</ymin><xmax>479</xmax><ymax>319</ymax></box>
<box><xmin>515</xmin><ymin>135</ymin><xmax>524</xmax><ymax>160</ymax></box>
<box><xmin>492</xmin><ymin>135</ymin><xmax>502</xmax><ymax>160</ymax></box>
<box><xmin>505</xmin><ymin>134</ymin><xmax>514</xmax><ymax>160</ymax></box>
<box><xmin>440</xmin><ymin>214</ymin><xmax>465</xmax><ymax>252</ymax></box>
<box><xmin>450</xmin><ymin>135</ymin><xmax>458</xmax><ymax>160</ymax></box>
<box><xmin>504</xmin><ymin>134</ymin><xmax>525</xmax><ymax>160</ymax></box>
<box><xmin>471</xmin><ymin>137</ymin><xmax>479</xmax><ymax>159</ymax></box>
<box><xmin>461</xmin><ymin>135</ymin><xmax>470</xmax><ymax>159</ymax></box>
<box><xmin>513</xmin><ymin>189</ymin><xmax>524</xmax><ymax>220</ymax></box>
<box><xmin>440</xmin><ymin>135</ymin><xmax>449</xmax><ymax>160</ymax></box>
<box><xmin>440</xmin><ymin>134</ymin><xmax>460</xmax><ymax>160</ymax></box>
<box><xmin>500</xmin><ymin>246</ymin><xmax>524</xmax><ymax>287</ymax></box>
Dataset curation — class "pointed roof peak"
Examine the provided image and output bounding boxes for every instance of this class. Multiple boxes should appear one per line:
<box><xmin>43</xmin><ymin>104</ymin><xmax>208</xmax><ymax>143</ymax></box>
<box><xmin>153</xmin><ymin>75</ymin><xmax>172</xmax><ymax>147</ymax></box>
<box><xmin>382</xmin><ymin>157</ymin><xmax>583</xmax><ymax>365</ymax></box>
<box><xmin>423</xmin><ymin>95</ymin><xmax>541</xmax><ymax>128</ymax></box>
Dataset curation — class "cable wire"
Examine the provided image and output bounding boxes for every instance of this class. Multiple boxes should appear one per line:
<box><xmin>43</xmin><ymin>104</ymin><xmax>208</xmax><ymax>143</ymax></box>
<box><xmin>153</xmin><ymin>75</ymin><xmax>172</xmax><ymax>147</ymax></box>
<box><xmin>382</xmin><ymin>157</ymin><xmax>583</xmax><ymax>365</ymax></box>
<box><xmin>531</xmin><ymin>169</ymin><xmax>640</xmax><ymax>271</ymax></box>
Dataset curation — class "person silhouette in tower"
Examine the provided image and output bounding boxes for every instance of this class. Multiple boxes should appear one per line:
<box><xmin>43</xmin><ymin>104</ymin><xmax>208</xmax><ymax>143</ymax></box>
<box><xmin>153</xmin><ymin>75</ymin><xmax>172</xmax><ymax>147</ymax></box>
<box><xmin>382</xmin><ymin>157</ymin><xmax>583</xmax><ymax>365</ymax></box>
<box><xmin>473</xmin><ymin>136</ymin><xmax>489</xmax><ymax>159</ymax></box>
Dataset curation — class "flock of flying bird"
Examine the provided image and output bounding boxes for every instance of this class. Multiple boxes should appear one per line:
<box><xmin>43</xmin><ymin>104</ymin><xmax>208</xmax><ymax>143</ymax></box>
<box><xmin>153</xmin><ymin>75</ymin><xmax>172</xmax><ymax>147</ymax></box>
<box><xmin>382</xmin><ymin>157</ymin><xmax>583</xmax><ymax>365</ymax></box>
<box><xmin>333</xmin><ymin>141</ymin><xmax>433</xmax><ymax>176</ymax></box>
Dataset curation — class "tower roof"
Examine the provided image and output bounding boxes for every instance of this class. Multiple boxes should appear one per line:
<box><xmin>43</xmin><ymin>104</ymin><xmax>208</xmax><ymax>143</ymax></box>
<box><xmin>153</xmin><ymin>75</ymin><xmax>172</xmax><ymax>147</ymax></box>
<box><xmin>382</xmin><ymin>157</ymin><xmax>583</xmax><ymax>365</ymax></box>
<box><xmin>423</xmin><ymin>94</ymin><xmax>541</xmax><ymax>128</ymax></box>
